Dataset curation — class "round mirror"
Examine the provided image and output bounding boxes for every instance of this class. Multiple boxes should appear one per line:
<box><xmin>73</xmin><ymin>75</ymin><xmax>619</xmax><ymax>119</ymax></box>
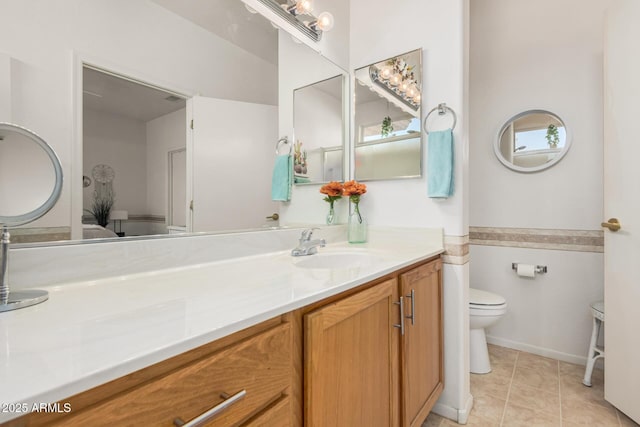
<box><xmin>0</xmin><ymin>123</ymin><xmax>63</xmax><ymax>226</ymax></box>
<box><xmin>494</xmin><ymin>110</ymin><xmax>571</xmax><ymax>172</ymax></box>
<box><xmin>0</xmin><ymin>123</ymin><xmax>63</xmax><ymax>313</ymax></box>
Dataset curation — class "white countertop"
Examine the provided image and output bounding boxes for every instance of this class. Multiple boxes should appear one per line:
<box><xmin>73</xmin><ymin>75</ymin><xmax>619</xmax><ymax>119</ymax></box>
<box><xmin>0</xmin><ymin>228</ymin><xmax>442</xmax><ymax>422</ymax></box>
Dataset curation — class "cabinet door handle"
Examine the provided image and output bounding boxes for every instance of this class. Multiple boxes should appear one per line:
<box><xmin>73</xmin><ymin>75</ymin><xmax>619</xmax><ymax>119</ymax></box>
<box><xmin>406</xmin><ymin>289</ymin><xmax>415</xmax><ymax>326</ymax></box>
<box><xmin>173</xmin><ymin>389</ymin><xmax>247</xmax><ymax>427</ymax></box>
<box><xmin>393</xmin><ymin>296</ymin><xmax>405</xmax><ymax>335</ymax></box>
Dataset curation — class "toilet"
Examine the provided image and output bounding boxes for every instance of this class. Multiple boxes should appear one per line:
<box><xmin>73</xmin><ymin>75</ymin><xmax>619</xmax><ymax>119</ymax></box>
<box><xmin>469</xmin><ymin>288</ymin><xmax>507</xmax><ymax>374</ymax></box>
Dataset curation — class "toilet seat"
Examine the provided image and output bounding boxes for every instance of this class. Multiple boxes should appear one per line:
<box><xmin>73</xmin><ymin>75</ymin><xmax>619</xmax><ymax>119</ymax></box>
<box><xmin>470</xmin><ymin>288</ymin><xmax>506</xmax><ymax>306</ymax></box>
<box><xmin>469</xmin><ymin>288</ymin><xmax>507</xmax><ymax>315</ymax></box>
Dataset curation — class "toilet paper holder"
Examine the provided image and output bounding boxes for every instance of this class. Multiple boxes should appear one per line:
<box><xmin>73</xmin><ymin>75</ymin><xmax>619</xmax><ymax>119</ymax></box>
<box><xmin>511</xmin><ymin>263</ymin><xmax>547</xmax><ymax>274</ymax></box>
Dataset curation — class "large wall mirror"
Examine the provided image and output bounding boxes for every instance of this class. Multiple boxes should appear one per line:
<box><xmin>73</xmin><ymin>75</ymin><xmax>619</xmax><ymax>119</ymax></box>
<box><xmin>354</xmin><ymin>49</ymin><xmax>422</xmax><ymax>181</ymax></box>
<box><xmin>1</xmin><ymin>0</ymin><xmax>348</xmax><ymax>245</ymax></box>
<box><xmin>293</xmin><ymin>75</ymin><xmax>344</xmax><ymax>184</ymax></box>
<box><xmin>495</xmin><ymin>110</ymin><xmax>571</xmax><ymax>173</ymax></box>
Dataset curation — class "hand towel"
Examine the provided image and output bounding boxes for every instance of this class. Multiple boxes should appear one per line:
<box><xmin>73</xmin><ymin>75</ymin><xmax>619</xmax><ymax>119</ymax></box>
<box><xmin>427</xmin><ymin>129</ymin><xmax>454</xmax><ymax>198</ymax></box>
<box><xmin>272</xmin><ymin>154</ymin><xmax>292</xmax><ymax>201</ymax></box>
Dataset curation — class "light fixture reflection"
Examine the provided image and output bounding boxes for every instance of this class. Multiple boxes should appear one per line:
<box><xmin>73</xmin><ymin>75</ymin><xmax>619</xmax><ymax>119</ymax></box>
<box><xmin>368</xmin><ymin>54</ymin><xmax>421</xmax><ymax>111</ymax></box>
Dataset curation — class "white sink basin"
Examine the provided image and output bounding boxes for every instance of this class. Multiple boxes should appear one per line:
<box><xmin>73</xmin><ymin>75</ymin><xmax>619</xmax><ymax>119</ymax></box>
<box><xmin>293</xmin><ymin>251</ymin><xmax>381</xmax><ymax>269</ymax></box>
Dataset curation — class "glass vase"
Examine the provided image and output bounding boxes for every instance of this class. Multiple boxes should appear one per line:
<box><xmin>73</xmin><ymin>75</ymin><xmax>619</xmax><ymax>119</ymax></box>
<box><xmin>348</xmin><ymin>203</ymin><xmax>367</xmax><ymax>243</ymax></box>
<box><xmin>326</xmin><ymin>203</ymin><xmax>336</xmax><ymax>225</ymax></box>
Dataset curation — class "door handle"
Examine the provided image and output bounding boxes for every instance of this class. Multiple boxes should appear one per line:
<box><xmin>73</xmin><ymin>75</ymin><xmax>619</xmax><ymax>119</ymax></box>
<box><xmin>266</xmin><ymin>213</ymin><xmax>279</xmax><ymax>221</ymax></box>
<box><xmin>601</xmin><ymin>218</ymin><xmax>621</xmax><ymax>232</ymax></box>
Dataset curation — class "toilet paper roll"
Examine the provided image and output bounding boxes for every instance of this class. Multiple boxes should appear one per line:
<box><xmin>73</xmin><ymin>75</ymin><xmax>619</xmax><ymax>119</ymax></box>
<box><xmin>516</xmin><ymin>263</ymin><xmax>536</xmax><ymax>278</ymax></box>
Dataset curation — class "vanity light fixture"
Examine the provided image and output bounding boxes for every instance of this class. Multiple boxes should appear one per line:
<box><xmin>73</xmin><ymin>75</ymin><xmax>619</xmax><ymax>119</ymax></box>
<box><xmin>254</xmin><ymin>0</ymin><xmax>334</xmax><ymax>42</ymax></box>
<box><xmin>369</xmin><ymin>56</ymin><xmax>421</xmax><ymax>112</ymax></box>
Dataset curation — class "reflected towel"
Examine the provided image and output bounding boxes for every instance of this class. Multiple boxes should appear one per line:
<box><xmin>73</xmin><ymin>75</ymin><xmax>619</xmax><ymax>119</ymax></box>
<box><xmin>427</xmin><ymin>129</ymin><xmax>454</xmax><ymax>198</ymax></box>
<box><xmin>272</xmin><ymin>154</ymin><xmax>292</xmax><ymax>201</ymax></box>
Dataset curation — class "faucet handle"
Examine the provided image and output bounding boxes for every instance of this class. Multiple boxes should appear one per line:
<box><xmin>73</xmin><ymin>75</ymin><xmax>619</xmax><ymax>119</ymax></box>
<box><xmin>300</xmin><ymin>227</ymin><xmax>319</xmax><ymax>242</ymax></box>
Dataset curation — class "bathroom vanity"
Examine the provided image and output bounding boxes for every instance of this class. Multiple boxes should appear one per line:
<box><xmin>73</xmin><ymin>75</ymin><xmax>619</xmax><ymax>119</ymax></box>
<box><xmin>0</xmin><ymin>227</ymin><xmax>443</xmax><ymax>426</ymax></box>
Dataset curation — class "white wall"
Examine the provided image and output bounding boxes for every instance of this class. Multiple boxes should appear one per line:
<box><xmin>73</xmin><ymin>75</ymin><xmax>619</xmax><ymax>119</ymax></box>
<box><xmin>294</xmin><ymin>85</ymin><xmax>342</xmax><ymax>182</ymax></box>
<box><xmin>83</xmin><ymin>108</ymin><xmax>147</xmax><ymax>217</ymax></box>
<box><xmin>146</xmin><ymin>108</ymin><xmax>186</xmax><ymax>224</ymax></box>
<box><xmin>0</xmin><ymin>0</ymin><xmax>277</xmax><ymax>230</ymax></box>
<box><xmin>469</xmin><ymin>0</ymin><xmax>612</xmax><ymax>362</ymax></box>
<box><xmin>0</xmin><ymin>53</ymin><xmax>10</xmax><ymax>121</ymax></box>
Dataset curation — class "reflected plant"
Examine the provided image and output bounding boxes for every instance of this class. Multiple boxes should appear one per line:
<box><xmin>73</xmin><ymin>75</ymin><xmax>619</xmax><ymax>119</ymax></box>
<box><xmin>88</xmin><ymin>188</ymin><xmax>114</xmax><ymax>227</ymax></box>
<box><xmin>546</xmin><ymin>124</ymin><xmax>560</xmax><ymax>148</ymax></box>
<box><xmin>381</xmin><ymin>116</ymin><xmax>393</xmax><ymax>138</ymax></box>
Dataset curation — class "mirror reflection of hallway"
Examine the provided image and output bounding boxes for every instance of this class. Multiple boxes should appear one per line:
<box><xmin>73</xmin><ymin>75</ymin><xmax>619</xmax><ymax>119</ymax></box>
<box><xmin>82</xmin><ymin>66</ymin><xmax>187</xmax><ymax>239</ymax></box>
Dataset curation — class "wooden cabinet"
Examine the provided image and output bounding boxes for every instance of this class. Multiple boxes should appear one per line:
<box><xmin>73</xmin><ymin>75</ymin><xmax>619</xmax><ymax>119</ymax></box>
<box><xmin>399</xmin><ymin>259</ymin><xmax>443</xmax><ymax>427</ymax></box>
<box><xmin>302</xmin><ymin>257</ymin><xmax>442</xmax><ymax>427</ymax></box>
<box><xmin>304</xmin><ymin>278</ymin><xmax>400</xmax><ymax>427</ymax></box>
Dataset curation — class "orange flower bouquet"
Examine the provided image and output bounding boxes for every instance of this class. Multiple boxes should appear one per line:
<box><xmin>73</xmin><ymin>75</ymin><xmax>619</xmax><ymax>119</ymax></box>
<box><xmin>320</xmin><ymin>181</ymin><xmax>344</xmax><ymax>225</ymax></box>
<box><xmin>343</xmin><ymin>180</ymin><xmax>368</xmax><ymax>243</ymax></box>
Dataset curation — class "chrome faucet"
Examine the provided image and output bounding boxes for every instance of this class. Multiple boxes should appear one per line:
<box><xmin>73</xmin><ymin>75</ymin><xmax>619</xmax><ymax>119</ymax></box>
<box><xmin>291</xmin><ymin>228</ymin><xmax>326</xmax><ymax>256</ymax></box>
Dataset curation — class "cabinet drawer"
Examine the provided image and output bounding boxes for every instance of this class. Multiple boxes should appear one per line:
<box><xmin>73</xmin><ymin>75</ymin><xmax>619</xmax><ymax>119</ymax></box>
<box><xmin>61</xmin><ymin>323</ymin><xmax>291</xmax><ymax>427</ymax></box>
<box><xmin>242</xmin><ymin>395</ymin><xmax>290</xmax><ymax>427</ymax></box>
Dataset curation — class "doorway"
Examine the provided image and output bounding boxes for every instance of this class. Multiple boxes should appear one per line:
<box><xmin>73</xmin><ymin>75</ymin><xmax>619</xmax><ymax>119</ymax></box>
<box><xmin>80</xmin><ymin>64</ymin><xmax>189</xmax><ymax>239</ymax></box>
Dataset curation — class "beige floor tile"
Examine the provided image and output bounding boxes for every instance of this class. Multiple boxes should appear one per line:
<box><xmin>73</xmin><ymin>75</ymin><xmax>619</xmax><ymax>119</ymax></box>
<box><xmin>512</xmin><ymin>365</ymin><xmax>559</xmax><ymax>391</ymax></box>
<box><xmin>618</xmin><ymin>411</ymin><xmax>640</xmax><ymax>427</ymax></box>
<box><xmin>516</xmin><ymin>352</ymin><xmax>559</xmax><ymax>375</ymax></box>
<box><xmin>560</xmin><ymin>361</ymin><xmax>604</xmax><ymax>384</ymax></box>
<box><xmin>471</xmin><ymin>372</ymin><xmax>510</xmax><ymax>400</ymax></box>
<box><xmin>507</xmin><ymin>383</ymin><xmax>560</xmax><ymax>416</ymax></box>
<box><xmin>422</xmin><ymin>412</ymin><xmax>460</xmax><ymax>427</ymax></box>
<box><xmin>560</xmin><ymin>374</ymin><xmax>614</xmax><ymax>410</ymax></box>
<box><xmin>559</xmin><ymin>361</ymin><xmax>584</xmax><ymax>377</ymax></box>
<box><xmin>466</xmin><ymin>394</ymin><xmax>506</xmax><ymax>426</ymax></box>
<box><xmin>562</xmin><ymin>398</ymin><xmax>620</xmax><ymax>426</ymax></box>
<box><xmin>488</xmin><ymin>363</ymin><xmax>517</xmax><ymax>380</ymax></box>
<box><xmin>489</xmin><ymin>344</ymin><xmax>518</xmax><ymax>368</ymax></box>
<box><xmin>502</xmin><ymin>402</ymin><xmax>561</xmax><ymax>426</ymax></box>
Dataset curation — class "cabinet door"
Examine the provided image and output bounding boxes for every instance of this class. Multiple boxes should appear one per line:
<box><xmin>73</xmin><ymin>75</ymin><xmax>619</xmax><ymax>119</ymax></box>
<box><xmin>400</xmin><ymin>259</ymin><xmax>443</xmax><ymax>427</ymax></box>
<box><xmin>304</xmin><ymin>278</ymin><xmax>400</xmax><ymax>427</ymax></box>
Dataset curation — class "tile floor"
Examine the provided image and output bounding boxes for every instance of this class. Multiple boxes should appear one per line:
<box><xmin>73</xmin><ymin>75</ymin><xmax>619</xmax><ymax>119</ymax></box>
<box><xmin>424</xmin><ymin>344</ymin><xmax>639</xmax><ymax>427</ymax></box>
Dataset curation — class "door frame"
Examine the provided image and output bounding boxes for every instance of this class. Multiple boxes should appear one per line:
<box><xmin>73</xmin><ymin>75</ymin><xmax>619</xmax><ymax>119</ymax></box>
<box><xmin>71</xmin><ymin>52</ymin><xmax>194</xmax><ymax>239</ymax></box>
<box><xmin>167</xmin><ymin>148</ymin><xmax>187</xmax><ymax>228</ymax></box>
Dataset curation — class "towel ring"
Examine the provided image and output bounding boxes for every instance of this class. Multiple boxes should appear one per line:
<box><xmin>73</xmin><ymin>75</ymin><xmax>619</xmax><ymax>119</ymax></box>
<box><xmin>424</xmin><ymin>103</ymin><xmax>457</xmax><ymax>134</ymax></box>
<box><xmin>275</xmin><ymin>136</ymin><xmax>291</xmax><ymax>155</ymax></box>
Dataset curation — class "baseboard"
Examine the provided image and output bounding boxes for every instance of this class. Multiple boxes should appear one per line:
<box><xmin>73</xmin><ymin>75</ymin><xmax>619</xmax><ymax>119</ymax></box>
<box><xmin>432</xmin><ymin>393</ymin><xmax>473</xmax><ymax>425</ymax></box>
<box><xmin>486</xmin><ymin>335</ymin><xmax>603</xmax><ymax>368</ymax></box>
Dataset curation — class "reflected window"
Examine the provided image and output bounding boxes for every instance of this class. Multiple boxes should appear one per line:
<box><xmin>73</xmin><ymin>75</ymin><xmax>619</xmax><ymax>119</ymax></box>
<box><xmin>360</xmin><ymin>117</ymin><xmax>420</xmax><ymax>143</ymax></box>
<box><xmin>495</xmin><ymin>110</ymin><xmax>571</xmax><ymax>172</ymax></box>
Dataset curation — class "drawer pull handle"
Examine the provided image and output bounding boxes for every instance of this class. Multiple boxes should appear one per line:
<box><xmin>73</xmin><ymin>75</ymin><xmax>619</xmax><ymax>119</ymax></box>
<box><xmin>406</xmin><ymin>289</ymin><xmax>415</xmax><ymax>326</ymax></box>
<box><xmin>173</xmin><ymin>389</ymin><xmax>247</xmax><ymax>427</ymax></box>
<box><xmin>393</xmin><ymin>296</ymin><xmax>405</xmax><ymax>335</ymax></box>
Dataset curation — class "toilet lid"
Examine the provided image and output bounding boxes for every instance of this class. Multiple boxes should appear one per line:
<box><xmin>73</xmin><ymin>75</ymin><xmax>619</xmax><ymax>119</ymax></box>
<box><xmin>470</xmin><ymin>288</ymin><xmax>506</xmax><ymax>306</ymax></box>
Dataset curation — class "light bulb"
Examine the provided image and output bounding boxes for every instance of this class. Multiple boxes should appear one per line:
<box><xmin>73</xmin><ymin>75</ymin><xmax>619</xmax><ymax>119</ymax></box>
<box><xmin>399</xmin><ymin>79</ymin><xmax>411</xmax><ymax>93</ymax></box>
<box><xmin>390</xmin><ymin>73</ymin><xmax>401</xmax><ymax>86</ymax></box>
<box><xmin>413</xmin><ymin>92</ymin><xmax>421</xmax><ymax>104</ymax></box>
<box><xmin>295</xmin><ymin>0</ymin><xmax>313</xmax><ymax>14</ymax></box>
<box><xmin>315</xmin><ymin>11</ymin><xmax>334</xmax><ymax>31</ymax></box>
<box><xmin>406</xmin><ymin>84</ymin><xmax>418</xmax><ymax>98</ymax></box>
<box><xmin>380</xmin><ymin>66</ymin><xmax>393</xmax><ymax>80</ymax></box>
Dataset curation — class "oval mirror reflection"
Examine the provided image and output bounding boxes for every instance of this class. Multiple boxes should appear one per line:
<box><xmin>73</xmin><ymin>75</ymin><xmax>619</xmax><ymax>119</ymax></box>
<box><xmin>0</xmin><ymin>124</ymin><xmax>62</xmax><ymax>225</ymax></box>
<box><xmin>495</xmin><ymin>110</ymin><xmax>571</xmax><ymax>172</ymax></box>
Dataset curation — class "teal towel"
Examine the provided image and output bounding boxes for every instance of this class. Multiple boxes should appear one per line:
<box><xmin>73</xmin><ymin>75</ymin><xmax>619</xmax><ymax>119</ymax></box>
<box><xmin>272</xmin><ymin>154</ymin><xmax>292</xmax><ymax>201</ymax></box>
<box><xmin>427</xmin><ymin>129</ymin><xmax>454</xmax><ymax>198</ymax></box>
